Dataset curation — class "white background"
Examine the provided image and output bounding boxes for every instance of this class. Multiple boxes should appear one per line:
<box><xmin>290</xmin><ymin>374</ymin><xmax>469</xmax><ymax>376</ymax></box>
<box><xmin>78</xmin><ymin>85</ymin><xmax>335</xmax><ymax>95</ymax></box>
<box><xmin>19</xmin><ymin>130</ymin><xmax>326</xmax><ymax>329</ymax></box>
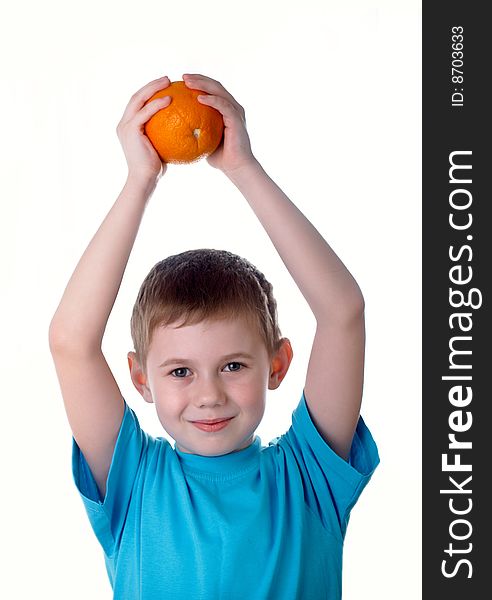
<box><xmin>1</xmin><ymin>0</ymin><xmax>421</xmax><ymax>598</ymax></box>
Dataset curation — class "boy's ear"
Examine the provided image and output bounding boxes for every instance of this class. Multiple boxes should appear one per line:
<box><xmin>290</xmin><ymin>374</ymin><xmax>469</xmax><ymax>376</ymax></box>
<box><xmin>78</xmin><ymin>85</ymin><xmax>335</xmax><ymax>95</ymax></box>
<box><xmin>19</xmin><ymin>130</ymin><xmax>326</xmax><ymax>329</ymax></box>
<box><xmin>127</xmin><ymin>351</ymin><xmax>154</xmax><ymax>404</ymax></box>
<box><xmin>268</xmin><ymin>338</ymin><xmax>293</xmax><ymax>390</ymax></box>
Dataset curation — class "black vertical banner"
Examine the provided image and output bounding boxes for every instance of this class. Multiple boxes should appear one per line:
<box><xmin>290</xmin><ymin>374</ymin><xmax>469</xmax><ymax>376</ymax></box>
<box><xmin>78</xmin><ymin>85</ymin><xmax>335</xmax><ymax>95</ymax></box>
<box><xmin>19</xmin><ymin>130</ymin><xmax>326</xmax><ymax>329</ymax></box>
<box><xmin>423</xmin><ymin>2</ymin><xmax>491</xmax><ymax>598</ymax></box>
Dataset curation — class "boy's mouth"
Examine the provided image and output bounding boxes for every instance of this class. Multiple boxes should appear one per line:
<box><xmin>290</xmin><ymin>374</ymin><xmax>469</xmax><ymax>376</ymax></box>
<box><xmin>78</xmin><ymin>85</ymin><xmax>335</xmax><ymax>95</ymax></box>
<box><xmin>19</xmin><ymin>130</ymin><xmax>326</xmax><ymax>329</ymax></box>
<box><xmin>191</xmin><ymin>417</ymin><xmax>234</xmax><ymax>432</ymax></box>
<box><xmin>192</xmin><ymin>417</ymin><xmax>233</xmax><ymax>424</ymax></box>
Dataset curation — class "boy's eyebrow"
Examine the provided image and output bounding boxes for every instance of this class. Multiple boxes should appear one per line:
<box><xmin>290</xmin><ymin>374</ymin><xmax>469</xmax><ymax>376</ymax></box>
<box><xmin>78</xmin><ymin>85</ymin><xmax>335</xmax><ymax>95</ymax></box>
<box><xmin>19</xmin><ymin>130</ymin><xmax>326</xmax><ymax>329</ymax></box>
<box><xmin>158</xmin><ymin>352</ymin><xmax>256</xmax><ymax>368</ymax></box>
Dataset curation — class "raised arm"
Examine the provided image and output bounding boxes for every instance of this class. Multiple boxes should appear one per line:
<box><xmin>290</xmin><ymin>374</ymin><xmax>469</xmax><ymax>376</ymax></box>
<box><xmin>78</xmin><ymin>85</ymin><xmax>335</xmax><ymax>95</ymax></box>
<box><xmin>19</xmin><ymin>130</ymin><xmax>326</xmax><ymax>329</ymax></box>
<box><xmin>48</xmin><ymin>75</ymin><xmax>172</xmax><ymax>497</ymax></box>
<box><xmin>183</xmin><ymin>73</ymin><xmax>364</xmax><ymax>460</ymax></box>
<box><xmin>227</xmin><ymin>161</ymin><xmax>364</xmax><ymax>461</ymax></box>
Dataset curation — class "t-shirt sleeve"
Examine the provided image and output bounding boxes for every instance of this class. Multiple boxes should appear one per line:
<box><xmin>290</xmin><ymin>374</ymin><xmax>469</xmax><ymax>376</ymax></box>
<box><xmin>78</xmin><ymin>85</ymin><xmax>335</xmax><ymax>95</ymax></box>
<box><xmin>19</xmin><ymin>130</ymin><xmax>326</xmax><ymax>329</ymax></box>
<box><xmin>71</xmin><ymin>399</ymin><xmax>147</xmax><ymax>557</ymax></box>
<box><xmin>278</xmin><ymin>391</ymin><xmax>379</xmax><ymax>539</ymax></box>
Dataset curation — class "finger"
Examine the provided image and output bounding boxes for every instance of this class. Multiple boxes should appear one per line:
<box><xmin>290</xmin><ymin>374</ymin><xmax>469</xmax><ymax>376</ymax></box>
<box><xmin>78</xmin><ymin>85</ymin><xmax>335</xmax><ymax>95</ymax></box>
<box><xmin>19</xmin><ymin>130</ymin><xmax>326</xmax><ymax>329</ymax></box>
<box><xmin>134</xmin><ymin>96</ymin><xmax>172</xmax><ymax>128</ymax></box>
<box><xmin>197</xmin><ymin>94</ymin><xmax>244</xmax><ymax>125</ymax></box>
<box><xmin>183</xmin><ymin>74</ymin><xmax>245</xmax><ymax>117</ymax></box>
<box><xmin>121</xmin><ymin>76</ymin><xmax>171</xmax><ymax>122</ymax></box>
<box><xmin>182</xmin><ymin>74</ymin><xmax>227</xmax><ymax>95</ymax></box>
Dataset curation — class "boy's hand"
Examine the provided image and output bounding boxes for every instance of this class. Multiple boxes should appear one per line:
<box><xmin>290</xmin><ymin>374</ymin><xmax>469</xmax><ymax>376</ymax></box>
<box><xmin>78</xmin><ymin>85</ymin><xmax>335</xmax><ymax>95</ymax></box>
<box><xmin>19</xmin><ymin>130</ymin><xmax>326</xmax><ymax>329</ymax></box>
<box><xmin>182</xmin><ymin>74</ymin><xmax>258</xmax><ymax>177</ymax></box>
<box><xmin>116</xmin><ymin>75</ymin><xmax>172</xmax><ymax>182</ymax></box>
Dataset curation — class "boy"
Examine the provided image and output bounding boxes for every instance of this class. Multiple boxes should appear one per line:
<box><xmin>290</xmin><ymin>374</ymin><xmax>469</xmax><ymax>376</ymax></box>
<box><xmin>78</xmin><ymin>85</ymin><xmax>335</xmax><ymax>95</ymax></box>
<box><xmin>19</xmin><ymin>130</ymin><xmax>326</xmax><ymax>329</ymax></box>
<box><xmin>49</xmin><ymin>73</ymin><xmax>379</xmax><ymax>599</ymax></box>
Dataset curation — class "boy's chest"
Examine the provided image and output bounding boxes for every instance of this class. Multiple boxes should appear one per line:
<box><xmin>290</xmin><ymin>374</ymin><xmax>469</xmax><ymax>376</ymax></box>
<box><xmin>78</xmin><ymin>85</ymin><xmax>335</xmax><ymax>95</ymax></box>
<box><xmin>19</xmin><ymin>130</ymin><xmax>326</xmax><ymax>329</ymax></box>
<box><xmin>139</xmin><ymin>471</ymin><xmax>284</xmax><ymax>555</ymax></box>
<box><xmin>120</xmin><ymin>474</ymin><xmax>276</xmax><ymax>596</ymax></box>
<box><xmin>114</xmin><ymin>464</ymin><xmax>337</xmax><ymax>599</ymax></box>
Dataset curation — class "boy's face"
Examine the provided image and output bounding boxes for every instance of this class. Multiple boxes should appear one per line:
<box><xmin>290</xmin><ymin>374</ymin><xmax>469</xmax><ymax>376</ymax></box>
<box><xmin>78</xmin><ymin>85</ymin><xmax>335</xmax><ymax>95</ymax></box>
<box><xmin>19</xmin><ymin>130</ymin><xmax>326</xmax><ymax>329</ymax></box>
<box><xmin>129</xmin><ymin>315</ymin><xmax>291</xmax><ymax>457</ymax></box>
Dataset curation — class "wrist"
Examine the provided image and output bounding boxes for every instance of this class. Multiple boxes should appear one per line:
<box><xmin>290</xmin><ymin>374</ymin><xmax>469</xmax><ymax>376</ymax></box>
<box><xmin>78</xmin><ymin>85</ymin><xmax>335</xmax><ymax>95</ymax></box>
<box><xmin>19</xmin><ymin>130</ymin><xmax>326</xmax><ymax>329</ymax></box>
<box><xmin>225</xmin><ymin>158</ymin><xmax>264</xmax><ymax>187</ymax></box>
<box><xmin>125</xmin><ymin>171</ymin><xmax>159</xmax><ymax>195</ymax></box>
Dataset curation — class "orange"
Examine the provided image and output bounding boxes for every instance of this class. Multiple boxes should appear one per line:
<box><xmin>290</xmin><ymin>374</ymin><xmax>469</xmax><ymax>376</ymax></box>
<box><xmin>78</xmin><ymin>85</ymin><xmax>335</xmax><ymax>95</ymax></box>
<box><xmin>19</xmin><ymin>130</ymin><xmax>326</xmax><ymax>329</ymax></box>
<box><xmin>144</xmin><ymin>80</ymin><xmax>224</xmax><ymax>164</ymax></box>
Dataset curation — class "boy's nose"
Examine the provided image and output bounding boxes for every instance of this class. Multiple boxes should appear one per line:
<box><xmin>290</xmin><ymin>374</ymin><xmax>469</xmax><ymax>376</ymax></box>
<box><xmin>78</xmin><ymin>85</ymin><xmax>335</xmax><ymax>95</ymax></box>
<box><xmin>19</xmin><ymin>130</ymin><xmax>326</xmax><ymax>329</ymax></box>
<box><xmin>194</xmin><ymin>377</ymin><xmax>227</xmax><ymax>408</ymax></box>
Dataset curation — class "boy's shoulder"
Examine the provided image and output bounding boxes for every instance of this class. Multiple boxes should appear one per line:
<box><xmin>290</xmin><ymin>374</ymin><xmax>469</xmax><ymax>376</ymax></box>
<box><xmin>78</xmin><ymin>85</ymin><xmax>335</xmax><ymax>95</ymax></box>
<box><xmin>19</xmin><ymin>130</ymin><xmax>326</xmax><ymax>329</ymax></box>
<box><xmin>270</xmin><ymin>391</ymin><xmax>379</xmax><ymax>479</ymax></box>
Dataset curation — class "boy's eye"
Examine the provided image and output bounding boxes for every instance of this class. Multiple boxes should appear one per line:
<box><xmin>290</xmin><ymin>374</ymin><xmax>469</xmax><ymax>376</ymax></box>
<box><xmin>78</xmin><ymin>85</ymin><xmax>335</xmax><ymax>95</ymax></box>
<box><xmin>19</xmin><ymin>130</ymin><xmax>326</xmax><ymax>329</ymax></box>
<box><xmin>224</xmin><ymin>362</ymin><xmax>243</xmax><ymax>372</ymax></box>
<box><xmin>171</xmin><ymin>367</ymin><xmax>190</xmax><ymax>378</ymax></box>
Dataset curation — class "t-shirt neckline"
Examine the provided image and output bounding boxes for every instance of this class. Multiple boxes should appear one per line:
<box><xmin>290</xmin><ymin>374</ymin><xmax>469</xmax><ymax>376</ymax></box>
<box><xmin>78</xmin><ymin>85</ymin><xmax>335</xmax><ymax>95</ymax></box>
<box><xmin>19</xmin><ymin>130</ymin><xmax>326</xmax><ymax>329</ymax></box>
<box><xmin>173</xmin><ymin>436</ymin><xmax>262</xmax><ymax>476</ymax></box>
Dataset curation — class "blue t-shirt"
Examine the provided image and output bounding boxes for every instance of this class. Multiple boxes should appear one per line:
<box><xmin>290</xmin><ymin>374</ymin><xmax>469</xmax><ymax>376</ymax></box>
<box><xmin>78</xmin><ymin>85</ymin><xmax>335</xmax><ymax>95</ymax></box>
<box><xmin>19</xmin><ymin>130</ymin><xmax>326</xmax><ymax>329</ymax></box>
<box><xmin>72</xmin><ymin>391</ymin><xmax>379</xmax><ymax>599</ymax></box>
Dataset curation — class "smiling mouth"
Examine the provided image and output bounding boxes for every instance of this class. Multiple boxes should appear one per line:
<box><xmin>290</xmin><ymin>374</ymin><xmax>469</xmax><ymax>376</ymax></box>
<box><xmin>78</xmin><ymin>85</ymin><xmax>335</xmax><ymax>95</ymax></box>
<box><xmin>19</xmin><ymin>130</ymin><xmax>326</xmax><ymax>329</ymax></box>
<box><xmin>191</xmin><ymin>418</ymin><xmax>234</xmax><ymax>432</ymax></box>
